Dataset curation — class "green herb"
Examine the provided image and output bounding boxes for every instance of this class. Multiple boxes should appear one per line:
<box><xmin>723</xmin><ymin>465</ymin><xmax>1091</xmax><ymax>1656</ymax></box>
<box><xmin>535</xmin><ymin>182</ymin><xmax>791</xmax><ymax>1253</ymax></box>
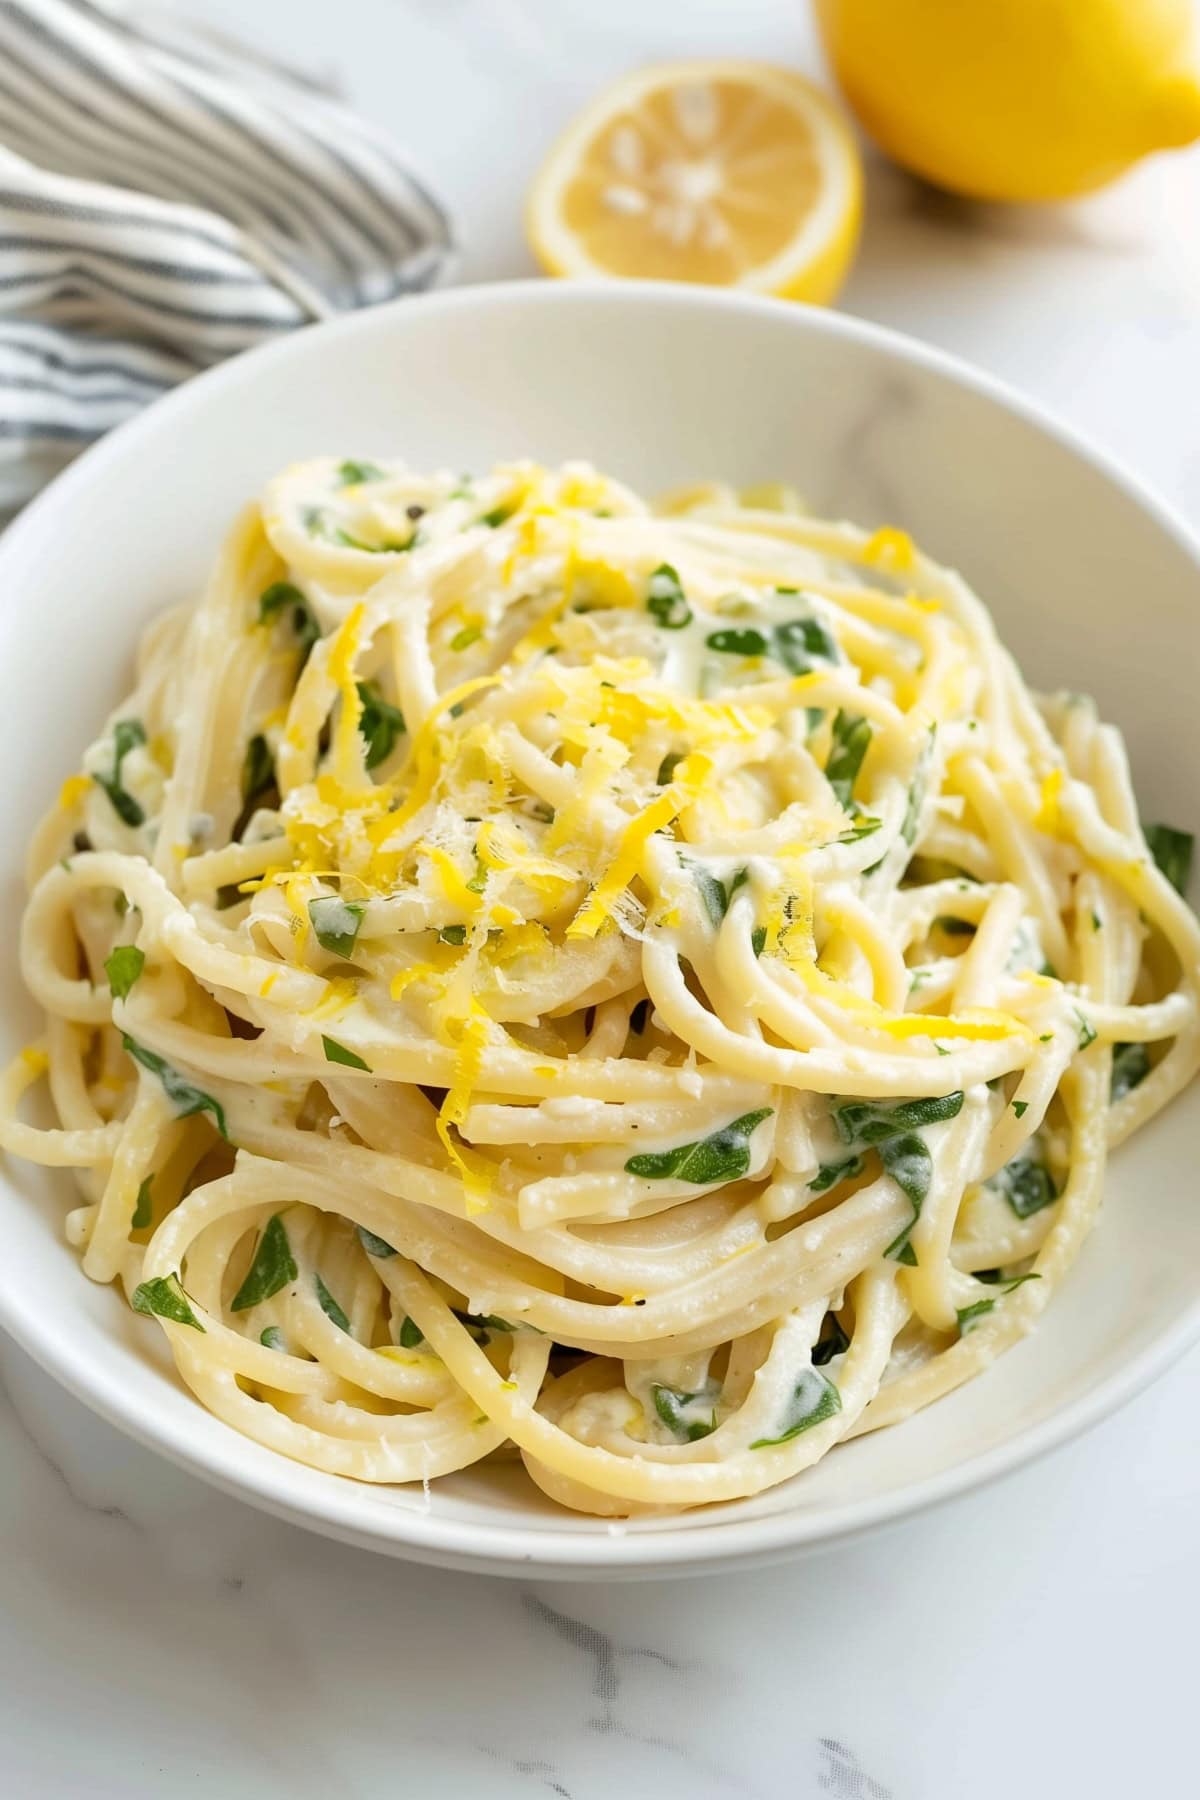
<box><xmin>356</xmin><ymin>680</ymin><xmax>406</xmax><ymax>770</ymax></box>
<box><xmin>812</xmin><ymin>1314</ymin><xmax>850</xmax><ymax>1366</ymax></box>
<box><xmin>808</xmin><ymin>1154</ymin><xmax>866</xmax><ymax>1195</ymax></box>
<box><xmin>825</xmin><ymin>710</ymin><xmax>872</xmax><ymax>809</ymax></box>
<box><xmin>629</xmin><ymin>998</ymin><xmax>650</xmax><ymax>1034</ymax></box>
<box><xmin>1091</xmin><ymin>910</ymin><xmax>1102</xmax><ymax>932</ymax></box>
<box><xmin>830</xmin><ymin>1092</ymin><xmax>962</xmax><ymax>1262</ymax></box>
<box><xmin>657</xmin><ymin>751</ymin><xmax>684</xmax><ymax>785</ymax></box>
<box><xmin>750</xmin><ymin>1368</ymin><xmax>842</xmax><ymax>1447</ymax></box>
<box><xmin>773</xmin><ymin>615</ymin><xmax>837</xmax><ymax>674</ymax></box>
<box><xmin>652</xmin><ymin>1384</ymin><xmax>717</xmax><ymax>1442</ymax></box>
<box><xmin>751</xmin><ymin>924</ymin><xmax>767</xmax><ymax>958</ymax></box>
<box><xmin>336</xmin><ymin>459</ymin><xmax>386</xmax><ymax>486</ymax></box>
<box><xmin>241</xmin><ymin>733</ymin><xmax>275</xmax><ymax>806</ymax></box>
<box><xmin>131</xmin><ymin>1272</ymin><xmax>204</xmax><ymax>1332</ymax></box>
<box><xmin>398</xmin><ymin>1316</ymin><xmax>424</xmax><ymax>1348</ymax></box>
<box><xmin>900</xmin><ymin>729</ymin><xmax>936</xmax><ymax>848</ymax></box>
<box><xmin>260</xmin><ymin>1326</ymin><xmax>287</xmax><ymax>1351</ymax></box>
<box><xmin>131</xmin><ymin>1175</ymin><xmax>153</xmax><ymax>1231</ymax></box>
<box><xmin>308</xmin><ymin>896</ymin><xmax>364</xmax><ymax>958</ymax></box>
<box><xmin>104</xmin><ymin>944</ymin><xmax>144</xmax><ymax>1000</ymax></box>
<box><xmin>231</xmin><ymin>1214</ymin><xmax>297</xmax><ymax>1312</ymax></box>
<box><xmin>991</xmin><ymin>1152</ymin><xmax>1058</xmax><ymax>1220</ymax></box>
<box><xmin>321</xmin><ymin>1035</ymin><xmax>371</xmax><ymax>1071</ymax></box>
<box><xmin>1145</xmin><ymin>821</ymin><xmax>1193</xmax><ymax>895</ymax></box>
<box><xmin>450</xmin><ymin>624</ymin><xmax>483</xmax><ymax>652</ymax></box>
<box><xmin>646</xmin><ymin>563</ymin><xmax>692</xmax><ymax>629</ymax></box>
<box><xmin>933</xmin><ymin>915</ymin><xmax>976</xmax><ymax>937</ymax></box>
<box><xmin>439</xmin><ymin>924</ymin><xmax>467</xmax><ymax>946</ymax></box>
<box><xmin>956</xmin><ymin>1273</ymin><xmax>1041</xmax><ymax>1335</ymax></box>
<box><xmin>481</xmin><ymin>501</ymin><xmax>518</xmax><ymax>528</ymax></box>
<box><xmin>259</xmin><ymin>581</ymin><xmax>321</xmax><ymax>661</ymax></box>
<box><xmin>691</xmin><ymin>865</ymin><xmax>747</xmax><ymax>929</ymax></box>
<box><xmin>835</xmin><ymin>817</ymin><xmax>883</xmax><ymax>844</ymax></box>
<box><xmin>1012</xmin><ymin>1099</ymin><xmax>1029</xmax><ymax>1118</ymax></box>
<box><xmin>879</xmin><ymin>1134</ymin><xmax>933</xmax><ymax>1257</ymax></box>
<box><xmin>302</xmin><ymin>505</ymin><xmax>410</xmax><ymax>553</ymax></box>
<box><xmin>706</xmin><ymin>627</ymin><xmax>767</xmax><ymax>658</ymax></box>
<box><xmin>1111</xmin><ymin>1040</ymin><xmax>1150</xmax><ymax>1101</ymax></box>
<box><xmin>93</xmin><ymin>719</ymin><xmax>147</xmax><ymax>828</ymax></box>
<box><xmin>315</xmin><ymin>1273</ymin><xmax>351</xmax><ymax>1332</ymax></box>
<box><xmin>1075</xmin><ymin>1010</ymin><xmax>1097</xmax><ymax>1050</ymax></box>
<box><xmin>625</xmin><ymin>1108</ymin><xmax>773</xmax><ymax>1184</ymax></box>
<box><xmin>356</xmin><ymin>1225</ymin><xmax>396</xmax><ymax>1258</ymax></box>
<box><xmin>121</xmin><ymin>1035</ymin><xmax>229</xmax><ymax>1139</ymax></box>
<box><xmin>831</xmin><ymin>1091</ymin><xmax>964</xmax><ymax>1145</ymax></box>
<box><xmin>466</xmin><ymin>858</ymin><xmax>488</xmax><ymax>895</ymax></box>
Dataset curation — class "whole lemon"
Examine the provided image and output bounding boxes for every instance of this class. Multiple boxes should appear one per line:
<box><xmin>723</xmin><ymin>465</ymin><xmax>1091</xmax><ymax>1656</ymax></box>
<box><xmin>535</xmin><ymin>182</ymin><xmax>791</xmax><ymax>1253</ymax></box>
<box><xmin>814</xmin><ymin>0</ymin><xmax>1200</xmax><ymax>200</ymax></box>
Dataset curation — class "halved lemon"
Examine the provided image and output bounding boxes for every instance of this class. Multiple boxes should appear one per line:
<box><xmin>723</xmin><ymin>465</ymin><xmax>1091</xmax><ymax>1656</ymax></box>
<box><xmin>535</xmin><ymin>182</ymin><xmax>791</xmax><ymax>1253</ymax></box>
<box><xmin>526</xmin><ymin>61</ymin><xmax>862</xmax><ymax>304</ymax></box>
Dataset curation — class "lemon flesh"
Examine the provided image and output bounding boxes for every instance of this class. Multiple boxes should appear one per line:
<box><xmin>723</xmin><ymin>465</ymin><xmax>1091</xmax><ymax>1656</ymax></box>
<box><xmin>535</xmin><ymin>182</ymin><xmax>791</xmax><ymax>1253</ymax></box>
<box><xmin>527</xmin><ymin>61</ymin><xmax>862</xmax><ymax>304</ymax></box>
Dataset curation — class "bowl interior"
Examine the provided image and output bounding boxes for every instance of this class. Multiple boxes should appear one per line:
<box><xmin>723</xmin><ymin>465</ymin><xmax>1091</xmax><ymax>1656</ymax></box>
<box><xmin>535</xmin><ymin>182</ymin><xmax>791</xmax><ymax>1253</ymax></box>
<box><xmin>1</xmin><ymin>283</ymin><xmax>1197</xmax><ymax>1574</ymax></box>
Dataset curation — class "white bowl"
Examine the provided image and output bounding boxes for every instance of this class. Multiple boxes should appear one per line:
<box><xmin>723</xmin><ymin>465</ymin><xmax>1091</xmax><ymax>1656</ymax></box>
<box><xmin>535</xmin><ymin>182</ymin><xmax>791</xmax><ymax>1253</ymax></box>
<box><xmin>2</xmin><ymin>282</ymin><xmax>1198</xmax><ymax>1578</ymax></box>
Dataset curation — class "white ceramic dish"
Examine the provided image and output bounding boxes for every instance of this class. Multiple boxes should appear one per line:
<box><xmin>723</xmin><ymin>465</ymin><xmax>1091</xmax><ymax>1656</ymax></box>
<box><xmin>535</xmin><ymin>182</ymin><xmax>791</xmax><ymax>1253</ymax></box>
<box><xmin>1</xmin><ymin>281</ymin><xmax>1198</xmax><ymax>1579</ymax></box>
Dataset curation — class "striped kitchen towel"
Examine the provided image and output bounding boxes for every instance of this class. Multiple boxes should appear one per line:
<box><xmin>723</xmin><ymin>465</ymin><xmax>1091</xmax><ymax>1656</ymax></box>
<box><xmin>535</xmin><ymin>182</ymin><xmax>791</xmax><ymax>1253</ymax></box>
<box><xmin>0</xmin><ymin>0</ymin><xmax>454</xmax><ymax>516</ymax></box>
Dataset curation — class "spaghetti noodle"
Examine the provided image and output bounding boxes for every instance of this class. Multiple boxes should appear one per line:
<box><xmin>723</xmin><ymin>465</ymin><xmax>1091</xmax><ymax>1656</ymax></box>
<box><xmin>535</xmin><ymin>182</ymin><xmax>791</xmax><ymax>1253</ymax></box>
<box><xmin>3</xmin><ymin>457</ymin><xmax>1197</xmax><ymax>1515</ymax></box>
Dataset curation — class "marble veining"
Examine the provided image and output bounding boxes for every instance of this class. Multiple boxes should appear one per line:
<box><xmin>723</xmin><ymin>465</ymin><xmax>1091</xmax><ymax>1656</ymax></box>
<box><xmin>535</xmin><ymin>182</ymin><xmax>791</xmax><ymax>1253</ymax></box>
<box><xmin>3</xmin><ymin>1</ymin><xmax>1200</xmax><ymax>1795</ymax></box>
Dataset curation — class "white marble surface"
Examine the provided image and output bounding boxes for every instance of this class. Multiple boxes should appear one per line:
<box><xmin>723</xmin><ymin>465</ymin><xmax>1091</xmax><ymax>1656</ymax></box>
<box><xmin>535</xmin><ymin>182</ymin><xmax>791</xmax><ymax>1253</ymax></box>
<box><xmin>6</xmin><ymin>2</ymin><xmax>1200</xmax><ymax>1794</ymax></box>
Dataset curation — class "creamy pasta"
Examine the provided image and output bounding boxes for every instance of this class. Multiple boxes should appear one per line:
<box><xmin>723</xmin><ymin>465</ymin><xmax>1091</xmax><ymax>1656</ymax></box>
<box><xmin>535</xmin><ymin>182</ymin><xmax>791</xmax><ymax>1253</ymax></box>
<box><xmin>3</xmin><ymin>457</ymin><xmax>1197</xmax><ymax>1516</ymax></box>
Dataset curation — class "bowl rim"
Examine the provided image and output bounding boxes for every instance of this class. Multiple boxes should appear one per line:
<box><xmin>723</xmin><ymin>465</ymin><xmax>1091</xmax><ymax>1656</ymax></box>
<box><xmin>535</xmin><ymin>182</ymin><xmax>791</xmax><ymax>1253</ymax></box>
<box><xmin>3</xmin><ymin>276</ymin><xmax>1200</xmax><ymax>1577</ymax></box>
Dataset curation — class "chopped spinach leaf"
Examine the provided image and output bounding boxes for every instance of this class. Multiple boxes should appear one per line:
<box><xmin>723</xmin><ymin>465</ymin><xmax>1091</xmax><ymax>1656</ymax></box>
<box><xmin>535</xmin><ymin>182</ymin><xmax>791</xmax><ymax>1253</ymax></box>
<box><xmin>93</xmin><ymin>718</ymin><xmax>147</xmax><ymax>828</ymax></box>
<box><xmin>773</xmin><ymin>615</ymin><xmax>837</xmax><ymax>674</ymax></box>
<box><xmin>1012</xmin><ymin>1099</ymin><xmax>1029</xmax><ymax>1118</ymax></box>
<box><xmin>439</xmin><ymin>924</ymin><xmax>467</xmax><ymax>946</ymax></box>
<box><xmin>1145</xmin><ymin>821</ymin><xmax>1193</xmax><ymax>895</ymax></box>
<box><xmin>808</xmin><ymin>1153</ymin><xmax>866</xmax><ymax>1195</ymax></box>
<box><xmin>356</xmin><ymin>1225</ymin><xmax>397</xmax><ymax>1258</ymax></box>
<box><xmin>121</xmin><ymin>1035</ymin><xmax>229</xmax><ymax>1139</ymax></box>
<box><xmin>625</xmin><ymin>1108</ymin><xmax>773</xmax><ymax>1185</ymax></box>
<box><xmin>260</xmin><ymin>1326</ymin><xmax>287</xmax><ymax>1351</ymax></box>
<box><xmin>356</xmin><ymin>680</ymin><xmax>406</xmax><ymax>770</ymax></box>
<box><xmin>131</xmin><ymin>1272</ymin><xmax>204</xmax><ymax>1332</ymax></box>
<box><xmin>398</xmin><ymin>1316</ymin><xmax>424</xmax><ymax>1348</ymax></box>
<box><xmin>825</xmin><ymin>710</ymin><xmax>872</xmax><ymax>809</ymax></box>
<box><xmin>315</xmin><ymin>1273</ymin><xmax>351</xmax><ymax>1332</ymax></box>
<box><xmin>308</xmin><ymin>895</ymin><xmax>364</xmax><ymax>958</ymax></box>
<box><xmin>751</xmin><ymin>924</ymin><xmax>767</xmax><ymax>958</ymax></box>
<box><xmin>241</xmin><ymin>732</ymin><xmax>275</xmax><ymax>806</ymax></box>
<box><xmin>692</xmin><ymin>864</ymin><xmax>747</xmax><ymax>929</ymax></box>
<box><xmin>991</xmin><ymin>1152</ymin><xmax>1058</xmax><ymax>1220</ymax></box>
<box><xmin>131</xmin><ymin>1175</ymin><xmax>153</xmax><ymax>1231</ymax></box>
<box><xmin>706</xmin><ymin>627</ymin><xmax>768</xmax><ymax>658</ymax></box>
<box><xmin>646</xmin><ymin>563</ymin><xmax>692</xmax><ymax>629</ymax></box>
<box><xmin>956</xmin><ymin>1273</ymin><xmax>1041</xmax><ymax>1334</ymax></box>
<box><xmin>656</xmin><ymin>751</ymin><xmax>684</xmax><ymax>786</ymax></box>
<box><xmin>750</xmin><ymin>1368</ymin><xmax>842</xmax><ymax>1447</ymax></box>
<box><xmin>259</xmin><ymin>581</ymin><xmax>320</xmax><ymax>659</ymax></box>
<box><xmin>652</xmin><ymin>1383</ymin><xmax>717</xmax><ymax>1442</ymax></box>
<box><xmin>1111</xmin><ymin>1041</ymin><xmax>1150</xmax><ymax>1101</ymax></box>
<box><xmin>231</xmin><ymin>1214</ymin><xmax>297</xmax><ymax>1311</ymax></box>
<box><xmin>901</xmin><ymin>728</ymin><xmax>936</xmax><ymax>848</ymax></box>
<box><xmin>812</xmin><ymin>1313</ymin><xmax>850</xmax><ymax>1366</ymax></box>
<box><xmin>1075</xmin><ymin>1010</ymin><xmax>1097</xmax><ymax>1050</ymax></box>
<box><xmin>104</xmin><ymin>943</ymin><xmax>144</xmax><ymax>1000</ymax></box>
<box><xmin>933</xmin><ymin>915</ymin><xmax>976</xmax><ymax>937</ymax></box>
<box><xmin>336</xmin><ymin>459</ymin><xmax>386</xmax><ymax>486</ymax></box>
<box><xmin>321</xmin><ymin>1035</ymin><xmax>371</xmax><ymax>1071</ymax></box>
<box><xmin>831</xmin><ymin>1091</ymin><xmax>964</xmax><ymax>1146</ymax></box>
